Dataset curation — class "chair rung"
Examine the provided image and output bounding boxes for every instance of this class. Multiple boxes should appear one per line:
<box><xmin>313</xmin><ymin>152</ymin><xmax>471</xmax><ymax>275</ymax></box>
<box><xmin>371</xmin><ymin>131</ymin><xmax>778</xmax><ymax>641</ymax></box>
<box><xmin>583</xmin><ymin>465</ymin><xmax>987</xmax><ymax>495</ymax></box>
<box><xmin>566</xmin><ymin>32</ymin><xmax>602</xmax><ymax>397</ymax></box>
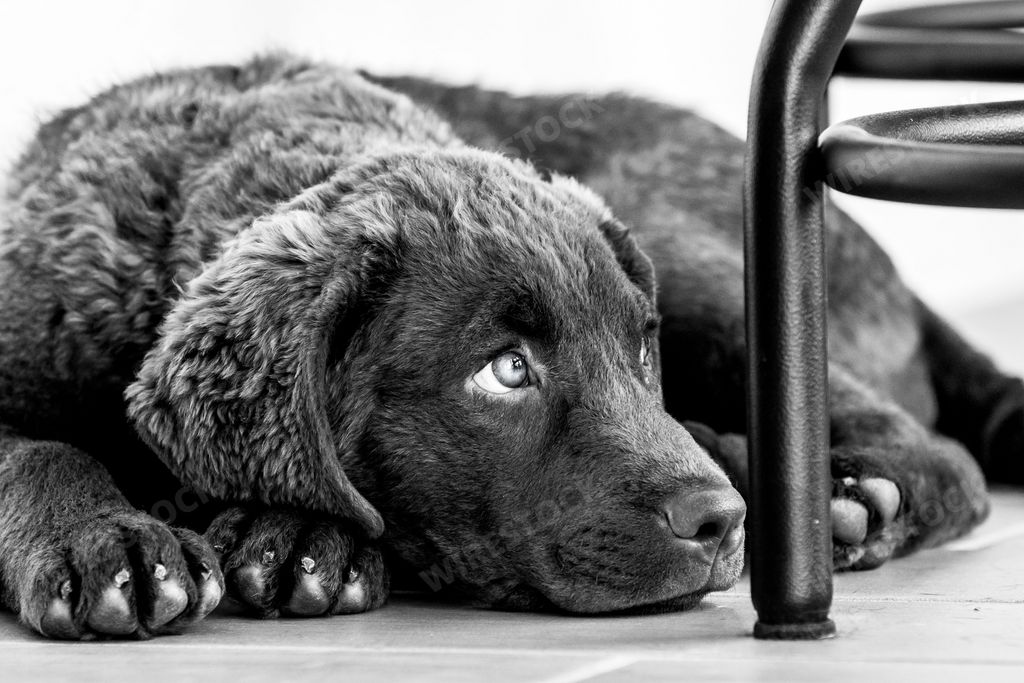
<box><xmin>836</xmin><ymin>1</ymin><xmax>1024</xmax><ymax>82</ymax></box>
<box><xmin>820</xmin><ymin>100</ymin><xmax>1024</xmax><ymax>208</ymax></box>
<box><xmin>837</xmin><ymin>25</ymin><xmax>1024</xmax><ymax>81</ymax></box>
<box><xmin>860</xmin><ymin>0</ymin><xmax>1024</xmax><ymax>30</ymax></box>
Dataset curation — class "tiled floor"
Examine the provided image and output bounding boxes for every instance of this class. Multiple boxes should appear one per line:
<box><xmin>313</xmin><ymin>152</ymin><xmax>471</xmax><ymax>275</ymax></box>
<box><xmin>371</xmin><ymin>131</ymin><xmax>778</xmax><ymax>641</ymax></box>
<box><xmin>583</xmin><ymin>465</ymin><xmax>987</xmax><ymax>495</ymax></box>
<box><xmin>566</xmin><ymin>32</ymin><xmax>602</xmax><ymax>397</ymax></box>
<box><xmin>2</xmin><ymin>490</ymin><xmax>1022</xmax><ymax>682</ymax></box>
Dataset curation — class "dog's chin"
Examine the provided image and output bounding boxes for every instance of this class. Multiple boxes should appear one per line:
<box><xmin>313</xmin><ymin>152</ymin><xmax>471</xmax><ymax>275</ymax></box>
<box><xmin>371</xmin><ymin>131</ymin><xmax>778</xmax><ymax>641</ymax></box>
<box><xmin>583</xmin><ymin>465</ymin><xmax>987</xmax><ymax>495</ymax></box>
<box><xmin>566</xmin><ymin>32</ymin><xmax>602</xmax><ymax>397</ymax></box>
<box><xmin>488</xmin><ymin>556</ymin><xmax>742</xmax><ymax>616</ymax></box>
<box><xmin>489</xmin><ymin>583</ymin><xmax>713</xmax><ymax>615</ymax></box>
<box><xmin>603</xmin><ymin>590</ymin><xmax>709</xmax><ymax>615</ymax></box>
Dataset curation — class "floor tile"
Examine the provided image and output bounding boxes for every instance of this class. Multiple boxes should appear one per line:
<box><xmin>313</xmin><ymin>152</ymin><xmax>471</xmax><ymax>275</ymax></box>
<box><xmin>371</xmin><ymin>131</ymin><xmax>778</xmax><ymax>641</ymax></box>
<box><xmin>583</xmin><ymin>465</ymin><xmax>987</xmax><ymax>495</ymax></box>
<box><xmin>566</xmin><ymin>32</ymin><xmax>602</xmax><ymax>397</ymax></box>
<box><xmin>591</xmin><ymin>659</ymin><xmax>1024</xmax><ymax>683</ymax></box>
<box><xmin>0</xmin><ymin>646</ymin><xmax>594</xmax><ymax>683</ymax></box>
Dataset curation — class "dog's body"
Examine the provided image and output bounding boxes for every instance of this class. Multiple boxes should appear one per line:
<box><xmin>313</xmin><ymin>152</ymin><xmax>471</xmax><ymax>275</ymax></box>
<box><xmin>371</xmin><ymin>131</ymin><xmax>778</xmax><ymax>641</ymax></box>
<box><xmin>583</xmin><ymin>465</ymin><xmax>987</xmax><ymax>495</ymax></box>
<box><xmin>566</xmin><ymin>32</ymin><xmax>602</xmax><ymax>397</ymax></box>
<box><xmin>1</xmin><ymin>55</ymin><xmax>1020</xmax><ymax>639</ymax></box>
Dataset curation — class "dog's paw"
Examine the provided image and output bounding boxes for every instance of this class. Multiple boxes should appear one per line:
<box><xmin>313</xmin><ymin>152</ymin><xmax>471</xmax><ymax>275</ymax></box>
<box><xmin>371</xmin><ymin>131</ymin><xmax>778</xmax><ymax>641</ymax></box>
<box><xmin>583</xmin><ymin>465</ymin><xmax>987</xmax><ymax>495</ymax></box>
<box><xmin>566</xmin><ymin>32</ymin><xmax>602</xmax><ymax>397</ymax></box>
<box><xmin>206</xmin><ymin>507</ymin><xmax>388</xmax><ymax>618</ymax></box>
<box><xmin>828</xmin><ymin>434</ymin><xmax>990</xmax><ymax>571</ymax></box>
<box><xmin>831</xmin><ymin>474</ymin><xmax>903</xmax><ymax>570</ymax></box>
<box><xmin>19</xmin><ymin>512</ymin><xmax>224</xmax><ymax>640</ymax></box>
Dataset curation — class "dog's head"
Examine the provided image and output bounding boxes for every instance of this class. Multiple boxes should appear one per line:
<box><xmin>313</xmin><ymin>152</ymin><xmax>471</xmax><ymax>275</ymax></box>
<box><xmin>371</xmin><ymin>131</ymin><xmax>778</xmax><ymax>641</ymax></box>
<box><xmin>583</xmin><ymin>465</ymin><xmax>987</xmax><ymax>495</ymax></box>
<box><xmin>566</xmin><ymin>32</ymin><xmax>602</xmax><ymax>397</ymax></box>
<box><xmin>128</xmin><ymin>147</ymin><xmax>745</xmax><ymax>613</ymax></box>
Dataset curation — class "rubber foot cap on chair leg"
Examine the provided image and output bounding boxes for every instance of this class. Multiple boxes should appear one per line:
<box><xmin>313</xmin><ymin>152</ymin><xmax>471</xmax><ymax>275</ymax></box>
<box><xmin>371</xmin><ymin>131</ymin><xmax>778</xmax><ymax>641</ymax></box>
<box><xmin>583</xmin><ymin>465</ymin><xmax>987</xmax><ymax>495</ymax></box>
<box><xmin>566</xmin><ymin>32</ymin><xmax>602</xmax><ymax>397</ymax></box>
<box><xmin>754</xmin><ymin>618</ymin><xmax>837</xmax><ymax>640</ymax></box>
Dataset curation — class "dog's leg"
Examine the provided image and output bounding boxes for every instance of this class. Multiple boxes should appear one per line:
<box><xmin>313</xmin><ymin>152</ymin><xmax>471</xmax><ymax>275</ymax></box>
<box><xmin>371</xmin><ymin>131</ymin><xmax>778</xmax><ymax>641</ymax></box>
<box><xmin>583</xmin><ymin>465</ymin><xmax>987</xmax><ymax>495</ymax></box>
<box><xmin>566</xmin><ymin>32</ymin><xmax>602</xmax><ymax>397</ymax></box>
<box><xmin>826</xmin><ymin>365</ymin><xmax>989</xmax><ymax>568</ymax></box>
<box><xmin>916</xmin><ymin>299</ymin><xmax>1024</xmax><ymax>484</ymax></box>
<box><xmin>204</xmin><ymin>507</ymin><xmax>388</xmax><ymax>618</ymax></box>
<box><xmin>686</xmin><ymin>363</ymin><xmax>990</xmax><ymax>571</ymax></box>
<box><xmin>0</xmin><ymin>428</ymin><xmax>224</xmax><ymax>639</ymax></box>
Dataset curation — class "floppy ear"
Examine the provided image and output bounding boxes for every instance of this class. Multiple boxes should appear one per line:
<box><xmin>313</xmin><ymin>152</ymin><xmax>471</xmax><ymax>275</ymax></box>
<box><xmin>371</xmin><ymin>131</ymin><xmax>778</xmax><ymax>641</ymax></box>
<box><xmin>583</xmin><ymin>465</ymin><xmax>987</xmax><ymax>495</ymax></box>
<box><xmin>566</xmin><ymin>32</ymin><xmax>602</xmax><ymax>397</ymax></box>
<box><xmin>599</xmin><ymin>218</ymin><xmax>657</xmax><ymax>304</ymax></box>
<box><xmin>126</xmin><ymin>208</ymin><xmax>391</xmax><ymax>538</ymax></box>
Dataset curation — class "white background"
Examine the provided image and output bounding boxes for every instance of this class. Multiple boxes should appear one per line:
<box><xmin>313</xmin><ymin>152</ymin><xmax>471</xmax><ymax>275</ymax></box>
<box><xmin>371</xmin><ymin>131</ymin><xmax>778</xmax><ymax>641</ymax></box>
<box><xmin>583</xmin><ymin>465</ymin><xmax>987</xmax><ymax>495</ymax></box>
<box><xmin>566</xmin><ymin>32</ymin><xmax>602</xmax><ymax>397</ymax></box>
<box><xmin>1</xmin><ymin>0</ymin><xmax>1021</xmax><ymax>372</ymax></box>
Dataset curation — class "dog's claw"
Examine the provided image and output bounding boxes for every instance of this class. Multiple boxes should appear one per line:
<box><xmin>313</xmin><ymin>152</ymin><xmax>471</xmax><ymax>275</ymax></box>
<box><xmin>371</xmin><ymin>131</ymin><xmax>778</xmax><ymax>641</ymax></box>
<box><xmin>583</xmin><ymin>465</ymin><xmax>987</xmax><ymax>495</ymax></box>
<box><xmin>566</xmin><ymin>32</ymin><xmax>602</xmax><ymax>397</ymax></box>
<box><xmin>113</xmin><ymin>568</ymin><xmax>131</xmax><ymax>588</ymax></box>
<box><xmin>300</xmin><ymin>556</ymin><xmax>316</xmax><ymax>574</ymax></box>
<box><xmin>261</xmin><ymin>550</ymin><xmax>276</xmax><ymax>566</ymax></box>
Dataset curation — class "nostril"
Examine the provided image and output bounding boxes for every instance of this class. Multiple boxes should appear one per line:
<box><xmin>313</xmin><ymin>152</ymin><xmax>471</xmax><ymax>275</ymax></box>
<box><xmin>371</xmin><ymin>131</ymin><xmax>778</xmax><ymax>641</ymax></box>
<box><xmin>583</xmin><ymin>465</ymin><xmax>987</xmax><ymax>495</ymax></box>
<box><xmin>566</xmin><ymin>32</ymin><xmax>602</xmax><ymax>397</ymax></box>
<box><xmin>695</xmin><ymin>521</ymin><xmax>723</xmax><ymax>541</ymax></box>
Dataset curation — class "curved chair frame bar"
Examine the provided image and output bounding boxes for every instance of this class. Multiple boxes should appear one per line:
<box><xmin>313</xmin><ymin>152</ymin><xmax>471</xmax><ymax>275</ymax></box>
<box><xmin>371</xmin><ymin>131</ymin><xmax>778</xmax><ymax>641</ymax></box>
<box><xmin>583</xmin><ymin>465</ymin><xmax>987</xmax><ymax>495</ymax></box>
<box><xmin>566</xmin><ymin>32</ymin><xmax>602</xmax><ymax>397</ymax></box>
<box><xmin>837</xmin><ymin>0</ymin><xmax>1024</xmax><ymax>80</ymax></box>
<box><xmin>820</xmin><ymin>100</ymin><xmax>1024</xmax><ymax>208</ymax></box>
<box><xmin>743</xmin><ymin>0</ymin><xmax>862</xmax><ymax>641</ymax></box>
<box><xmin>859</xmin><ymin>0</ymin><xmax>1024</xmax><ymax>29</ymax></box>
<box><xmin>838</xmin><ymin>25</ymin><xmax>1024</xmax><ymax>81</ymax></box>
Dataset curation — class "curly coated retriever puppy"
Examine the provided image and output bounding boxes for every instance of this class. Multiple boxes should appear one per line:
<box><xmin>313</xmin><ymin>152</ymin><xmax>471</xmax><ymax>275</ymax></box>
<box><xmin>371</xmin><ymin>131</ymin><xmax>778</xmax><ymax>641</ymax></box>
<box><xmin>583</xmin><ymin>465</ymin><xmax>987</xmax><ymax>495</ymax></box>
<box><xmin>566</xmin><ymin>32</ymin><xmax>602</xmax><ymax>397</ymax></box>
<box><xmin>0</xmin><ymin>54</ymin><xmax>1018</xmax><ymax>639</ymax></box>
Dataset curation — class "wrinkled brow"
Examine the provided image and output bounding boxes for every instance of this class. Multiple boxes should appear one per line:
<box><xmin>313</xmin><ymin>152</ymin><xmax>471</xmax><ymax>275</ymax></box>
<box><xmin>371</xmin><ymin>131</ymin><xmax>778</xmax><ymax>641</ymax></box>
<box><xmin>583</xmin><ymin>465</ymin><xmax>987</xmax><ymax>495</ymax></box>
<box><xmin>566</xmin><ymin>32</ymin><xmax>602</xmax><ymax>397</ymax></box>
<box><xmin>487</xmin><ymin>282</ymin><xmax>661</xmax><ymax>342</ymax></box>
<box><xmin>498</xmin><ymin>289</ymin><xmax>559</xmax><ymax>343</ymax></box>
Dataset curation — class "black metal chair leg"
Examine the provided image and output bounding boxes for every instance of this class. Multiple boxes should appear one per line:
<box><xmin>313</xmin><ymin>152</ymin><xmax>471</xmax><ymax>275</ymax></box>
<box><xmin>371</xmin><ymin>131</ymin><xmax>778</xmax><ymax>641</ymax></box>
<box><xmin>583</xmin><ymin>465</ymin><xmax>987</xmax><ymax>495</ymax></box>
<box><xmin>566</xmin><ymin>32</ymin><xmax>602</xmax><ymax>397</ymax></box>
<box><xmin>743</xmin><ymin>0</ymin><xmax>863</xmax><ymax>640</ymax></box>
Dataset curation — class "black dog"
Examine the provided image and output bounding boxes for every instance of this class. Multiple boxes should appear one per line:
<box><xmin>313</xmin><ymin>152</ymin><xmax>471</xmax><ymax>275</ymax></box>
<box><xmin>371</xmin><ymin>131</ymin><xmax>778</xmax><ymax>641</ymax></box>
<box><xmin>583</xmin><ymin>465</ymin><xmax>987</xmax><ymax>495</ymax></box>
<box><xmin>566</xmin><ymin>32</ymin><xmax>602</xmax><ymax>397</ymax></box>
<box><xmin>0</xmin><ymin>55</ymin><xmax>1016</xmax><ymax>640</ymax></box>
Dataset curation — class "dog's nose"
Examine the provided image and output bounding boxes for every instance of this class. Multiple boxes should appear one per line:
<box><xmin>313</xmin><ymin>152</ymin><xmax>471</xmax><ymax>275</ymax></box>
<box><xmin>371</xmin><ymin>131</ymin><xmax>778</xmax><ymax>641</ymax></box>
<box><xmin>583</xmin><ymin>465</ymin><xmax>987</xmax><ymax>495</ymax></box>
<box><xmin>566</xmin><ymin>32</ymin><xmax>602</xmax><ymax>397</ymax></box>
<box><xmin>661</xmin><ymin>486</ymin><xmax>746</xmax><ymax>562</ymax></box>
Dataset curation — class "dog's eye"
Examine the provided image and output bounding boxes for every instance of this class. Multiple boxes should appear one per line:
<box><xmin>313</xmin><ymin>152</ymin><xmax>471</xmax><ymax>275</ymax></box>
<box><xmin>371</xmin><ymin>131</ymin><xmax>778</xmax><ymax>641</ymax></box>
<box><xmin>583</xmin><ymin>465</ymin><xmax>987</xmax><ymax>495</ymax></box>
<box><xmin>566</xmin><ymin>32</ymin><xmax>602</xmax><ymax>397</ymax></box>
<box><xmin>640</xmin><ymin>335</ymin><xmax>652</xmax><ymax>367</ymax></box>
<box><xmin>473</xmin><ymin>351</ymin><xmax>530</xmax><ymax>394</ymax></box>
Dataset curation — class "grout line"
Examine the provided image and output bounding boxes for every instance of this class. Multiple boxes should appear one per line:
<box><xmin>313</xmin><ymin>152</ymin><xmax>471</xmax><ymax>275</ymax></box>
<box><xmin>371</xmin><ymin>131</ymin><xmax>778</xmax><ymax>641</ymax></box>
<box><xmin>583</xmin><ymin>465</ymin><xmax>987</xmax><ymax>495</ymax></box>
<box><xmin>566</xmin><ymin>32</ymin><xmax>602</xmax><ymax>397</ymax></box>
<box><xmin>534</xmin><ymin>655</ymin><xmax>638</xmax><ymax>683</ymax></box>
<box><xmin>833</xmin><ymin>595</ymin><xmax>1024</xmax><ymax>605</ymax></box>
<box><xmin>1</xmin><ymin>641</ymin><xmax>1023</xmax><ymax>668</ymax></box>
<box><xmin>946</xmin><ymin>521</ymin><xmax>1024</xmax><ymax>552</ymax></box>
<box><xmin>0</xmin><ymin>641</ymin><xmax>636</xmax><ymax>657</ymax></box>
<box><xmin>715</xmin><ymin>593</ymin><xmax>1024</xmax><ymax>605</ymax></box>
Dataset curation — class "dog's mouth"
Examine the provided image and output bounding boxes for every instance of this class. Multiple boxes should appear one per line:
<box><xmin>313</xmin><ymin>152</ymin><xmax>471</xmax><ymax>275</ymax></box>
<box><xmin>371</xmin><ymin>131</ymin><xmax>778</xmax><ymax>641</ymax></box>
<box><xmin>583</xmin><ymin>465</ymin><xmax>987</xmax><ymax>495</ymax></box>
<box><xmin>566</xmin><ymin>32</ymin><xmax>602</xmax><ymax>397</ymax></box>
<box><xmin>588</xmin><ymin>555</ymin><xmax>743</xmax><ymax>616</ymax></box>
<box><xmin>601</xmin><ymin>589</ymin><xmax>709</xmax><ymax>615</ymax></box>
<box><xmin>525</xmin><ymin>514</ymin><xmax>747</xmax><ymax>614</ymax></box>
<box><xmin>490</xmin><ymin>580</ymin><xmax>720</xmax><ymax>616</ymax></box>
<box><xmin>608</xmin><ymin>550</ymin><xmax>745</xmax><ymax>615</ymax></box>
<box><xmin>488</xmin><ymin>531</ymin><xmax>745</xmax><ymax>615</ymax></box>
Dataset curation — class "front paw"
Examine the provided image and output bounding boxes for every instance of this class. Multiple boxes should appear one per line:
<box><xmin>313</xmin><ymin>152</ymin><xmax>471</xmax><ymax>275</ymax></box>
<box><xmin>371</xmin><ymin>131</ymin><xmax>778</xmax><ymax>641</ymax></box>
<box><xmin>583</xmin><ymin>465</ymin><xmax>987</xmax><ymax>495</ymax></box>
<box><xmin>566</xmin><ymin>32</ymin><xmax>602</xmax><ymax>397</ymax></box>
<box><xmin>206</xmin><ymin>507</ymin><xmax>388</xmax><ymax>618</ymax></box>
<box><xmin>18</xmin><ymin>511</ymin><xmax>224</xmax><ymax>640</ymax></box>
